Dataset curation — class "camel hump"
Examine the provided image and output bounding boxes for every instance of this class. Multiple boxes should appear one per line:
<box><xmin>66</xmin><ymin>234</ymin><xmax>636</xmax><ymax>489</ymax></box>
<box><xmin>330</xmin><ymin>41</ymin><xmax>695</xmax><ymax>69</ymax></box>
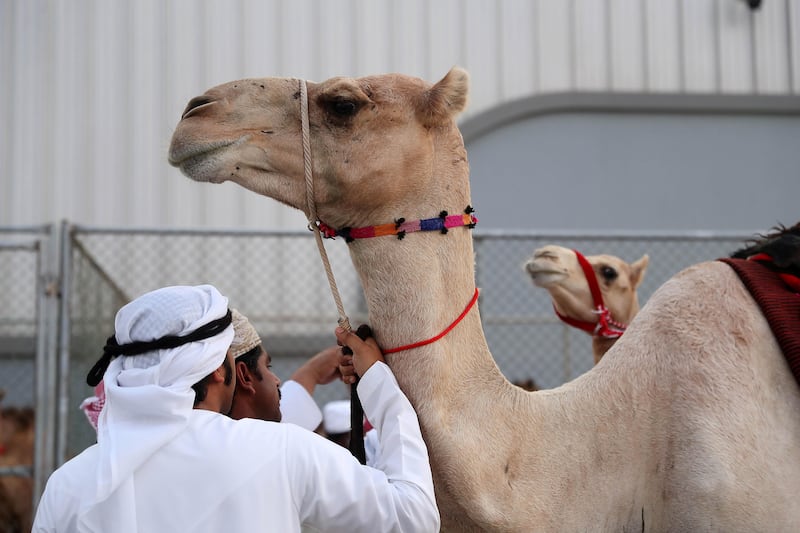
<box><xmin>416</xmin><ymin>67</ymin><xmax>469</xmax><ymax>127</ymax></box>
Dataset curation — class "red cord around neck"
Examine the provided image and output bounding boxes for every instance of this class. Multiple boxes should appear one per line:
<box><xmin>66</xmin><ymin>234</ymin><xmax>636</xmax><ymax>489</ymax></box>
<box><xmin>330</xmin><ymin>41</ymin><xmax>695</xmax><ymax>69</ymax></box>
<box><xmin>383</xmin><ymin>288</ymin><xmax>480</xmax><ymax>354</ymax></box>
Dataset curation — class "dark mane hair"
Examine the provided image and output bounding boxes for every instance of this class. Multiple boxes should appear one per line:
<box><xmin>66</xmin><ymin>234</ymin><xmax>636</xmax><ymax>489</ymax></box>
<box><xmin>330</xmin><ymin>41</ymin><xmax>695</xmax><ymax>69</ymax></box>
<box><xmin>730</xmin><ymin>222</ymin><xmax>800</xmax><ymax>274</ymax></box>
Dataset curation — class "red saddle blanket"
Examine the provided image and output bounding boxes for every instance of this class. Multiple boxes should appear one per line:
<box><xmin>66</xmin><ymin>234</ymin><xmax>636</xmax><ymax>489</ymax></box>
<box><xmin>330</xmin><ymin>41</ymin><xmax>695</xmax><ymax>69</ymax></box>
<box><xmin>719</xmin><ymin>257</ymin><xmax>800</xmax><ymax>387</ymax></box>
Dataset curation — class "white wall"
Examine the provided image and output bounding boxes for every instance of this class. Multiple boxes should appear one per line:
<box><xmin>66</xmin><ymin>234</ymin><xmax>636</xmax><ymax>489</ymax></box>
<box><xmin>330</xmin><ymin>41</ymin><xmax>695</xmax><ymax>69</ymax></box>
<box><xmin>2</xmin><ymin>0</ymin><xmax>798</xmax><ymax>230</ymax></box>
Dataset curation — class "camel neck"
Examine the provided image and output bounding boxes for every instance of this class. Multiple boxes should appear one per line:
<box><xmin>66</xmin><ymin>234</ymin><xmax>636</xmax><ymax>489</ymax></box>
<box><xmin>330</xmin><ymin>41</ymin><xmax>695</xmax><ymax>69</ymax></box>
<box><xmin>592</xmin><ymin>335</ymin><xmax>618</xmax><ymax>363</ymax></box>
<box><xmin>382</xmin><ymin>287</ymin><xmax>480</xmax><ymax>354</ymax></box>
<box><xmin>349</xmin><ymin>219</ymin><xmax>476</xmax><ymax>325</ymax></box>
<box><xmin>317</xmin><ymin>208</ymin><xmax>477</xmax><ymax>241</ymax></box>
<box><xmin>346</xmin><ymin>219</ymin><xmax>499</xmax><ymax>393</ymax></box>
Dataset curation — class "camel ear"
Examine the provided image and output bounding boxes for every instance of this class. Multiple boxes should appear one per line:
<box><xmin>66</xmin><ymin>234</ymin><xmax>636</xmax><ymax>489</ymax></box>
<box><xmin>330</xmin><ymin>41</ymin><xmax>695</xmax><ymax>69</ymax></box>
<box><xmin>416</xmin><ymin>67</ymin><xmax>469</xmax><ymax>127</ymax></box>
<box><xmin>629</xmin><ymin>255</ymin><xmax>649</xmax><ymax>289</ymax></box>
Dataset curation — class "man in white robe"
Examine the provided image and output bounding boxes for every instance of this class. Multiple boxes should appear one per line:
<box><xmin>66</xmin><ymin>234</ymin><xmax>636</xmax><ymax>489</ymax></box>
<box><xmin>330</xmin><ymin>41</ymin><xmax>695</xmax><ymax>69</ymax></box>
<box><xmin>33</xmin><ymin>284</ymin><xmax>439</xmax><ymax>533</ymax></box>
<box><xmin>78</xmin><ymin>310</ymin><xmax>340</xmax><ymax>434</ymax></box>
<box><xmin>228</xmin><ymin>309</ymin><xmax>380</xmax><ymax>463</ymax></box>
<box><xmin>227</xmin><ymin>308</ymin><xmax>342</xmax><ymax>431</ymax></box>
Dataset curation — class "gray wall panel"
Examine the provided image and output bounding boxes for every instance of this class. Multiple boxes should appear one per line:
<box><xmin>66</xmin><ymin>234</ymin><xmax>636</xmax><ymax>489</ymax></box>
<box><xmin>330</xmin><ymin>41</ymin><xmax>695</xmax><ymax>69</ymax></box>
<box><xmin>466</xmin><ymin>108</ymin><xmax>800</xmax><ymax>231</ymax></box>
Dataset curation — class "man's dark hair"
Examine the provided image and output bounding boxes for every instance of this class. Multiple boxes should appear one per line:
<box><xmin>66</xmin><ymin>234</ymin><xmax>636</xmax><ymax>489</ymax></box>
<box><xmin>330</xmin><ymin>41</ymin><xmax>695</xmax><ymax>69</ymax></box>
<box><xmin>236</xmin><ymin>345</ymin><xmax>264</xmax><ymax>381</ymax></box>
<box><xmin>192</xmin><ymin>355</ymin><xmax>234</xmax><ymax>406</ymax></box>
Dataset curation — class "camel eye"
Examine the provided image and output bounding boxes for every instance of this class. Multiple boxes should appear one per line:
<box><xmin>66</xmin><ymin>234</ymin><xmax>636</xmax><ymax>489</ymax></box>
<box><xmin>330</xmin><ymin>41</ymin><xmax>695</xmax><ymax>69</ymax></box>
<box><xmin>319</xmin><ymin>90</ymin><xmax>365</xmax><ymax>124</ymax></box>
<box><xmin>331</xmin><ymin>100</ymin><xmax>357</xmax><ymax>116</ymax></box>
<box><xmin>600</xmin><ymin>266</ymin><xmax>618</xmax><ymax>281</ymax></box>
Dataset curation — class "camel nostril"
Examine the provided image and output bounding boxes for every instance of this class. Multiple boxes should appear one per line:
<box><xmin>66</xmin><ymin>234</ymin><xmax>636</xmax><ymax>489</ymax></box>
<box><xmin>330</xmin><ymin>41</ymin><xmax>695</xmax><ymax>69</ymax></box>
<box><xmin>182</xmin><ymin>96</ymin><xmax>215</xmax><ymax>119</ymax></box>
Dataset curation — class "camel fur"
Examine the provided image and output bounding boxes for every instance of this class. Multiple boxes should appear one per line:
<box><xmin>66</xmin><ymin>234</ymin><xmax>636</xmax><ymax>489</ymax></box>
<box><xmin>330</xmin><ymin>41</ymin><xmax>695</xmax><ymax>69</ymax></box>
<box><xmin>0</xmin><ymin>405</ymin><xmax>35</xmax><ymax>532</ymax></box>
<box><xmin>169</xmin><ymin>68</ymin><xmax>800</xmax><ymax>532</ymax></box>
<box><xmin>525</xmin><ymin>245</ymin><xmax>648</xmax><ymax>363</ymax></box>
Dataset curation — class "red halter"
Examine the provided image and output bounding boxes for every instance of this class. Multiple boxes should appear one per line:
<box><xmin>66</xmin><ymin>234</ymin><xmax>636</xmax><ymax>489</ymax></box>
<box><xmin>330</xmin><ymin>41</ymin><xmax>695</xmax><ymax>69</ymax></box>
<box><xmin>553</xmin><ymin>250</ymin><xmax>627</xmax><ymax>340</ymax></box>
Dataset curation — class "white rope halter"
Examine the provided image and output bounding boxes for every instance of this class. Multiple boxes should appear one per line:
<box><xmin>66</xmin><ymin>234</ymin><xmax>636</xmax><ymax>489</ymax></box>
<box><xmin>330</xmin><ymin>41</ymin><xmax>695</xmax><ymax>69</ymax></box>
<box><xmin>299</xmin><ymin>79</ymin><xmax>352</xmax><ymax>332</ymax></box>
<box><xmin>300</xmin><ymin>79</ymin><xmax>367</xmax><ymax>464</ymax></box>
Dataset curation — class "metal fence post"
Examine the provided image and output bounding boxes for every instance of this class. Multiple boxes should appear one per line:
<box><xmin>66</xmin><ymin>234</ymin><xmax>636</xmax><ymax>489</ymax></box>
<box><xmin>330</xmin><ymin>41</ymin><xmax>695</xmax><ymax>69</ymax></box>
<box><xmin>32</xmin><ymin>223</ymin><xmax>61</xmax><ymax>509</ymax></box>
<box><xmin>56</xmin><ymin>221</ymin><xmax>73</xmax><ymax>470</ymax></box>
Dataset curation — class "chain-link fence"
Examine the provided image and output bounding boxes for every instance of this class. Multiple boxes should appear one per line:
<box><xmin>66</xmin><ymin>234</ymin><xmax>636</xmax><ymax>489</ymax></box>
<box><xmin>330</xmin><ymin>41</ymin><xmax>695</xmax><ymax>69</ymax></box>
<box><xmin>62</xmin><ymin>226</ymin><xmax>368</xmax><ymax>459</ymax></box>
<box><xmin>0</xmin><ymin>223</ymin><xmax>758</xmax><ymax>521</ymax></box>
<box><xmin>0</xmin><ymin>240</ymin><xmax>39</xmax><ymax>407</ymax></box>
<box><xmin>61</xmin><ymin>226</ymin><xmax>753</xmax><ymax>455</ymax></box>
<box><xmin>0</xmin><ymin>225</ymin><xmax>58</xmax><ymax>533</ymax></box>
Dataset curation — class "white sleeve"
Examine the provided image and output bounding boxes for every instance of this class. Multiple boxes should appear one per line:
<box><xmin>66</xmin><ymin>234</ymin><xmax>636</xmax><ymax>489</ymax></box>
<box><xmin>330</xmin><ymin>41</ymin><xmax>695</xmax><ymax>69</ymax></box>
<box><xmin>279</xmin><ymin>379</ymin><xmax>323</xmax><ymax>431</ymax></box>
<box><xmin>289</xmin><ymin>362</ymin><xmax>440</xmax><ymax>533</ymax></box>
<box><xmin>364</xmin><ymin>428</ymin><xmax>380</xmax><ymax>466</ymax></box>
<box><xmin>32</xmin><ymin>474</ymin><xmax>80</xmax><ymax>533</ymax></box>
<box><xmin>31</xmin><ymin>494</ymin><xmax>55</xmax><ymax>533</ymax></box>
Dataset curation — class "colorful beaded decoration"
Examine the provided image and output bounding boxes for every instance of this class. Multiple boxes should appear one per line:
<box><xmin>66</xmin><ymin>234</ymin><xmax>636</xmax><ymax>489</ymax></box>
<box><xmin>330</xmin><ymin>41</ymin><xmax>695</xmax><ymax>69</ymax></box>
<box><xmin>317</xmin><ymin>206</ymin><xmax>478</xmax><ymax>242</ymax></box>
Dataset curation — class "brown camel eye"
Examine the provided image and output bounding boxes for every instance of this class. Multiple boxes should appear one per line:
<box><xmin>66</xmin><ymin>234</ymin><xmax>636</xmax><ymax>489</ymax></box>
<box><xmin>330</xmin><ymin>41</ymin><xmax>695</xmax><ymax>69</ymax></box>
<box><xmin>332</xmin><ymin>100</ymin><xmax>357</xmax><ymax>116</ymax></box>
<box><xmin>600</xmin><ymin>266</ymin><xmax>618</xmax><ymax>281</ymax></box>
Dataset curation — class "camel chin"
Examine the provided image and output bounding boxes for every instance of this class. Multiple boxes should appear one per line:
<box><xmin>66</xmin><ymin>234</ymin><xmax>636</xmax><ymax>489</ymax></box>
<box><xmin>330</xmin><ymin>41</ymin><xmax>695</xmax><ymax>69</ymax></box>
<box><xmin>170</xmin><ymin>137</ymin><xmax>252</xmax><ymax>184</ymax></box>
<box><xmin>175</xmin><ymin>156</ymin><xmax>229</xmax><ymax>184</ymax></box>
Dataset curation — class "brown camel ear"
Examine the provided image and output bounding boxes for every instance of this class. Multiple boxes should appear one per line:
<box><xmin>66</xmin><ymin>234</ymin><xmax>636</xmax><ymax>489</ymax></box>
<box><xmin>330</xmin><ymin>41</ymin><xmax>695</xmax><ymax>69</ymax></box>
<box><xmin>630</xmin><ymin>255</ymin><xmax>649</xmax><ymax>289</ymax></box>
<box><xmin>416</xmin><ymin>67</ymin><xmax>469</xmax><ymax>127</ymax></box>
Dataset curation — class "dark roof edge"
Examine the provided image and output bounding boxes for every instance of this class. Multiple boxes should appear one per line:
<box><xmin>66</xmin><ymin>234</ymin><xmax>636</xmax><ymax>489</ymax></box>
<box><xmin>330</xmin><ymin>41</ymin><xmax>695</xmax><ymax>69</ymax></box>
<box><xmin>459</xmin><ymin>92</ymin><xmax>800</xmax><ymax>144</ymax></box>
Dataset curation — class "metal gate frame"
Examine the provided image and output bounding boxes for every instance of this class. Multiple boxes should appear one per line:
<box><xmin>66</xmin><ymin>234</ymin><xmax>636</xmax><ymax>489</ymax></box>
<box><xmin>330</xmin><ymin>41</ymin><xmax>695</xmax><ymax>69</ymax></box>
<box><xmin>0</xmin><ymin>224</ymin><xmax>59</xmax><ymax>518</ymax></box>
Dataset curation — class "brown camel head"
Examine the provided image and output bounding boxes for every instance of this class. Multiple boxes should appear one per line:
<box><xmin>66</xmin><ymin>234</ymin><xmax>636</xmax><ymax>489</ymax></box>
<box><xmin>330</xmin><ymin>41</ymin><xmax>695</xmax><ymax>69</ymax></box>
<box><xmin>169</xmin><ymin>68</ymin><xmax>470</xmax><ymax>230</ymax></box>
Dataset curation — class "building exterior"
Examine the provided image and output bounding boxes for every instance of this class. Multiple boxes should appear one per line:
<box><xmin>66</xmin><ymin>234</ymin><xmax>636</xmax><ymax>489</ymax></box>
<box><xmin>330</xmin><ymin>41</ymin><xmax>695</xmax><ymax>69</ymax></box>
<box><xmin>3</xmin><ymin>0</ymin><xmax>799</xmax><ymax>232</ymax></box>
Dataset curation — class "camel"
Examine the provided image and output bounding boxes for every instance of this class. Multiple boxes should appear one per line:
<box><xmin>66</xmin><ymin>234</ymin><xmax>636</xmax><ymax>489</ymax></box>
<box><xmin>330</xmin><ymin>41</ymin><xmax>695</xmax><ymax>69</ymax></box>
<box><xmin>169</xmin><ymin>68</ymin><xmax>800</xmax><ymax>531</ymax></box>
<box><xmin>0</xmin><ymin>405</ymin><xmax>35</xmax><ymax>533</ymax></box>
<box><xmin>525</xmin><ymin>245</ymin><xmax>649</xmax><ymax>363</ymax></box>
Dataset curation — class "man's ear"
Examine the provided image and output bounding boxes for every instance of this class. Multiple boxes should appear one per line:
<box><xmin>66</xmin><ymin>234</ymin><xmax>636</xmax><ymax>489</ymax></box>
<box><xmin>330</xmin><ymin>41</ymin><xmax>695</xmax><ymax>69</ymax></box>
<box><xmin>235</xmin><ymin>361</ymin><xmax>256</xmax><ymax>394</ymax></box>
<box><xmin>208</xmin><ymin>362</ymin><xmax>227</xmax><ymax>383</ymax></box>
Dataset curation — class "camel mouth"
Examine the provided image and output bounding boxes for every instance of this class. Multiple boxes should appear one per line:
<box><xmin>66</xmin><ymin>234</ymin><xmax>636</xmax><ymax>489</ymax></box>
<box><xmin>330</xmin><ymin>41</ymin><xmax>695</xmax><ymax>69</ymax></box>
<box><xmin>169</xmin><ymin>138</ymin><xmax>250</xmax><ymax>184</ymax></box>
<box><xmin>168</xmin><ymin>139</ymin><xmax>239</xmax><ymax>167</ymax></box>
<box><xmin>525</xmin><ymin>261</ymin><xmax>567</xmax><ymax>287</ymax></box>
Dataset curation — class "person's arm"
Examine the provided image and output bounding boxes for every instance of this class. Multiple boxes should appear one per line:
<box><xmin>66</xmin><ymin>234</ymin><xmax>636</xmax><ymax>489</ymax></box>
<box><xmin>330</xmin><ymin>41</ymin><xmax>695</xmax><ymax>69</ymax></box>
<box><xmin>280</xmin><ymin>345</ymin><xmax>341</xmax><ymax>430</ymax></box>
<box><xmin>278</xmin><ymin>381</ymin><xmax>322</xmax><ymax>431</ymax></box>
<box><xmin>287</xmin><ymin>329</ymin><xmax>440</xmax><ymax>532</ymax></box>
<box><xmin>32</xmin><ymin>472</ymin><xmax>81</xmax><ymax>533</ymax></box>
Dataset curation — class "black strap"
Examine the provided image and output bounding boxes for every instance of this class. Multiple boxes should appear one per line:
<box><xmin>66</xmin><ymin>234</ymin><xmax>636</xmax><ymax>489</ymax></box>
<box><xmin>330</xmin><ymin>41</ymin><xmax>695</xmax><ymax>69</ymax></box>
<box><xmin>86</xmin><ymin>309</ymin><xmax>233</xmax><ymax>386</ymax></box>
<box><xmin>346</xmin><ymin>324</ymin><xmax>373</xmax><ymax>465</ymax></box>
<box><xmin>349</xmin><ymin>382</ymin><xmax>367</xmax><ymax>464</ymax></box>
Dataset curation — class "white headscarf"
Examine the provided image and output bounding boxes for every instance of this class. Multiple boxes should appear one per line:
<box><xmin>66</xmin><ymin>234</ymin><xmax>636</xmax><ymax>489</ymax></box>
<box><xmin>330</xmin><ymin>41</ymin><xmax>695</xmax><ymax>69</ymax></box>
<box><xmin>79</xmin><ymin>285</ymin><xmax>234</xmax><ymax>530</ymax></box>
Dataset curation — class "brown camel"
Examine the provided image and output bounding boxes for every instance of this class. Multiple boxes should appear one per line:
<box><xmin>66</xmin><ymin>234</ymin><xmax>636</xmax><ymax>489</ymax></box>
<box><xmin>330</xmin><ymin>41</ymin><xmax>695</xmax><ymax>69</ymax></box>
<box><xmin>169</xmin><ymin>68</ymin><xmax>800</xmax><ymax>531</ymax></box>
<box><xmin>0</xmin><ymin>406</ymin><xmax>35</xmax><ymax>533</ymax></box>
<box><xmin>525</xmin><ymin>245</ymin><xmax>649</xmax><ymax>363</ymax></box>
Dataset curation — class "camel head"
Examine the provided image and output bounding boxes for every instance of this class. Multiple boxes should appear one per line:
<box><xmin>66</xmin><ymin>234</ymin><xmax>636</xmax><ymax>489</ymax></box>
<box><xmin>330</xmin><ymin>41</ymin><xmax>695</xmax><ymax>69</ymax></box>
<box><xmin>525</xmin><ymin>244</ymin><xmax>649</xmax><ymax>338</ymax></box>
<box><xmin>168</xmin><ymin>68</ymin><xmax>471</xmax><ymax>229</ymax></box>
